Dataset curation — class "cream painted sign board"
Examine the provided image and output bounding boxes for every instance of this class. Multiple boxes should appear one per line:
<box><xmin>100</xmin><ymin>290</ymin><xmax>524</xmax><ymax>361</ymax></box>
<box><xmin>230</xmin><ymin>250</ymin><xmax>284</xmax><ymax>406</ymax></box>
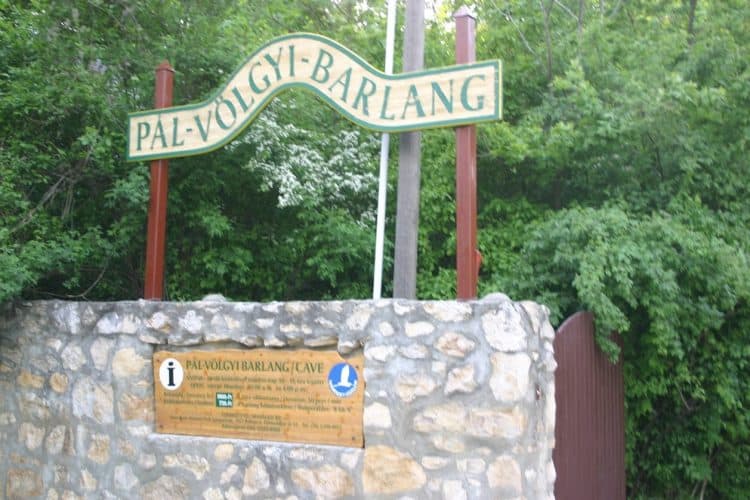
<box><xmin>128</xmin><ymin>33</ymin><xmax>502</xmax><ymax>161</ymax></box>
<box><xmin>153</xmin><ymin>349</ymin><xmax>365</xmax><ymax>447</ymax></box>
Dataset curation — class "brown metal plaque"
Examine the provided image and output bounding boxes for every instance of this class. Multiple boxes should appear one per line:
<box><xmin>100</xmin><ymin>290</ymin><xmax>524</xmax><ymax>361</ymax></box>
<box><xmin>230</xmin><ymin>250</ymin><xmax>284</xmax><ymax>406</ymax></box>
<box><xmin>153</xmin><ymin>349</ymin><xmax>364</xmax><ymax>447</ymax></box>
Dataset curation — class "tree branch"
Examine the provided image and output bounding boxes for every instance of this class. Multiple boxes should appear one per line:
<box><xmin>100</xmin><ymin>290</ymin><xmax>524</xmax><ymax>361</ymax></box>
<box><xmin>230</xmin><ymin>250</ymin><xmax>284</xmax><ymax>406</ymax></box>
<box><xmin>698</xmin><ymin>478</ymin><xmax>707</xmax><ymax>500</ymax></box>
<box><xmin>32</xmin><ymin>262</ymin><xmax>109</xmax><ymax>300</ymax></box>
<box><xmin>9</xmin><ymin>175</ymin><xmax>67</xmax><ymax>234</ymax></box>
<box><xmin>609</xmin><ymin>0</ymin><xmax>625</xmax><ymax>18</ymax></box>
<box><xmin>687</xmin><ymin>0</ymin><xmax>698</xmax><ymax>46</ymax></box>
<box><xmin>553</xmin><ymin>0</ymin><xmax>578</xmax><ymax>20</ymax></box>
<box><xmin>539</xmin><ymin>0</ymin><xmax>555</xmax><ymax>84</ymax></box>
<box><xmin>74</xmin><ymin>262</ymin><xmax>109</xmax><ymax>300</ymax></box>
<box><xmin>645</xmin><ymin>132</ymin><xmax>664</xmax><ymax>181</ymax></box>
<box><xmin>491</xmin><ymin>1</ymin><xmax>537</xmax><ymax>55</ymax></box>
<box><xmin>578</xmin><ymin>0</ymin><xmax>585</xmax><ymax>38</ymax></box>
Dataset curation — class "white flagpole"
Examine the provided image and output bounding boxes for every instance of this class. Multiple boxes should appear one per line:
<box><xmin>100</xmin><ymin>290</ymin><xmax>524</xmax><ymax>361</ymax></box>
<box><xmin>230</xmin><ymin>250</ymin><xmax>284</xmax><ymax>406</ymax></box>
<box><xmin>372</xmin><ymin>0</ymin><xmax>397</xmax><ymax>299</ymax></box>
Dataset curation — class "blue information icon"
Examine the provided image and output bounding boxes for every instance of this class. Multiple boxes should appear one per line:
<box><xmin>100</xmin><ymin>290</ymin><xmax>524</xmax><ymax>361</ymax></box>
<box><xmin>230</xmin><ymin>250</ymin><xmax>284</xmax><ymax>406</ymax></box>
<box><xmin>328</xmin><ymin>362</ymin><xmax>358</xmax><ymax>398</ymax></box>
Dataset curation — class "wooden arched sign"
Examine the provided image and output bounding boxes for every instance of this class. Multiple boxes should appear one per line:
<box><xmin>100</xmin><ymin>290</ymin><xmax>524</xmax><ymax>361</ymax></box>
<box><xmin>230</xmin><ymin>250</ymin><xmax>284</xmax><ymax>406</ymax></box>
<box><xmin>127</xmin><ymin>33</ymin><xmax>501</xmax><ymax>162</ymax></box>
<box><xmin>132</xmin><ymin>20</ymin><xmax>501</xmax><ymax>300</ymax></box>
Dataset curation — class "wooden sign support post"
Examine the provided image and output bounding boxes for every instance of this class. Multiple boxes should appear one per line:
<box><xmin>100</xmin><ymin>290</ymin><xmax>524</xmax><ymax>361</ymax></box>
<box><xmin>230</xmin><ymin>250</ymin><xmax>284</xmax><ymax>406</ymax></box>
<box><xmin>455</xmin><ymin>7</ymin><xmax>481</xmax><ymax>299</ymax></box>
<box><xmin>144</xmin><ymin>61</ymin><xmax>174</xmax><ymax>300</ymax></box>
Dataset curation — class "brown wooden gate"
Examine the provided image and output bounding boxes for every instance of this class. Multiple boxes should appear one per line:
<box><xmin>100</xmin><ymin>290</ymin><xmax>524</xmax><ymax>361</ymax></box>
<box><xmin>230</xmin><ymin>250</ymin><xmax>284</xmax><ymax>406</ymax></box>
<box><xmin>553</xmin><ymin>311</ymin><xmax>626</xmax><ymax>499</ymax></box>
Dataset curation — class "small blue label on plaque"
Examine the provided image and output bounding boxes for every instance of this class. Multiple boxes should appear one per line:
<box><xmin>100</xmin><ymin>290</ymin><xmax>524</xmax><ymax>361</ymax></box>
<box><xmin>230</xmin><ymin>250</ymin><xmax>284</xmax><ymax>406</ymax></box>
<box><xmin>328</xmin><ymin>362</ymin><xmax>358</xmax><ymax>397</ymax></box>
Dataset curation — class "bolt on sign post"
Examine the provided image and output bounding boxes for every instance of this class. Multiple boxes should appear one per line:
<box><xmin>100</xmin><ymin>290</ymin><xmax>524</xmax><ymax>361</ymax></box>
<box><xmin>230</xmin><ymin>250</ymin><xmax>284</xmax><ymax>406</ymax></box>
<box><xmin>143</xmin><ymin>61</ymin><xmax>174</xmax><ymax>300</ymax></box>
<box><xmin>129</xmin><ymin>29</ymin><xmax>501</xmax><ymax>300</ymax></box>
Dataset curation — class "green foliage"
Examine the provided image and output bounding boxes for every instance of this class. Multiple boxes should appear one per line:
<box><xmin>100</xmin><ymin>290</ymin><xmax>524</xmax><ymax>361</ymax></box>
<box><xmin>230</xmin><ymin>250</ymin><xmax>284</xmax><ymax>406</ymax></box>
<box><xmin>468</xmin><ymin>1</ymin><xmax>750</xmax><ymax>496</ymax></box>
<box><xmin>0</xmin><ymin>0</ymin><xmax>381</xmax><ymax>302</ymax></box>
<box><xmin>511</xmin><ymin>203</ymin><xmax>750</xmax><ymax>497</ymax></box>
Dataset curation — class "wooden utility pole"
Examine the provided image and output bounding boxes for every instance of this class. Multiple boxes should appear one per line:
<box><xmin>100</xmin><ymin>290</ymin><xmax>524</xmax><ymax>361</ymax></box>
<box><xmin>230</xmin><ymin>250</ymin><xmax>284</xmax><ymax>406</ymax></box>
<box><xmin>143</xmin><ymin>61</ymin><xmax>174</xmax><ymax>300</ymax></box>
<box><xmin>455</xmin><ymin>7</ymin><xmax>480</xmax><ymax>299</ymax></box>
<box><xmin>393</xmin><ymin>0</ymin><xmax>425</xmax><ymax>299</ymax></box>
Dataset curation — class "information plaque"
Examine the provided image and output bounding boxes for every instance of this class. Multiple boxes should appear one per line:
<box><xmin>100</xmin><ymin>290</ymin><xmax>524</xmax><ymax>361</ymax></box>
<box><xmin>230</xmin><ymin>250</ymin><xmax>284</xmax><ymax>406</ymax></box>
<box><xmin>153</xmin><ymin>349</ymin><xmax>364</xmax><ymax>447</ymax></box>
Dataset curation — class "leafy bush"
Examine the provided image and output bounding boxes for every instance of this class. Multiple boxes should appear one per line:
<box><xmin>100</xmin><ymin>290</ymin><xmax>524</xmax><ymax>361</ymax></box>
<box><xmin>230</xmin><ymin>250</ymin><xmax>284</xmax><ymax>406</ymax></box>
<box><xmin>512</xmin><ymin>203</ymin><xmax>750</xmax><ymax>497</ymax></box>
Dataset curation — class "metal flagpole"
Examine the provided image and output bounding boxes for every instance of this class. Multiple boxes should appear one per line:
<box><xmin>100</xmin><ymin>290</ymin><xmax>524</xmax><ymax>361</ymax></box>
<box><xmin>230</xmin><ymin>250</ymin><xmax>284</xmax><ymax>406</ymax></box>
<box><xmin>372</xmin><ymin>0</ymin><xmax>397</xmax><ymax>299</ymax></box>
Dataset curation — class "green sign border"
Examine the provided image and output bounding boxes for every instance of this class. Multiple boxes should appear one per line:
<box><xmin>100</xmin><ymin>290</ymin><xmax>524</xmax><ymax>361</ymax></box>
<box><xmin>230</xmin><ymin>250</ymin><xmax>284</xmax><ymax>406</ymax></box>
<box><xmin>127</xmin><ymin>32</ymin><xmax>502</xmax><ymax>162</ymax></box>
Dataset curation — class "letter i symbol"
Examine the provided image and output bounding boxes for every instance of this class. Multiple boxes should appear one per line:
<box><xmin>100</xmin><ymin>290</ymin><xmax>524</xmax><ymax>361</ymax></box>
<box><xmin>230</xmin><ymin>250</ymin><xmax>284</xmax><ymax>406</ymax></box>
<box><xmin>160</xmin><ymin>358</ymin><xmax>183</xmax><ymax>391</ymax></box>
<box><xmin>167</xmin><ymin>361</ymin><xmax>176</xmax><ymax>387</ymax></box>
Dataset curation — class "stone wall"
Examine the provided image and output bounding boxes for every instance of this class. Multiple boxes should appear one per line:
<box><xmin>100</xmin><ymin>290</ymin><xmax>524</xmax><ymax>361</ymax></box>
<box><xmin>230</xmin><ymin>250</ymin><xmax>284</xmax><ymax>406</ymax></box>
<box><xmin>0</xmin><ymin>294</ymin><xmax>556</xmax><ymax>499</ymax></box>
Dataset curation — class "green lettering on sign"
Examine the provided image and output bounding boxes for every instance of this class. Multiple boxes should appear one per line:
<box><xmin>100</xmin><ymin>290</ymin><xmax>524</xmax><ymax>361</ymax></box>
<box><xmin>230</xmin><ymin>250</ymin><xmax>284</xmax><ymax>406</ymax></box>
<box><xmin>127</xmin><ymin>33</ymin><xmax>502</xmax><ymax>161</ymax></box>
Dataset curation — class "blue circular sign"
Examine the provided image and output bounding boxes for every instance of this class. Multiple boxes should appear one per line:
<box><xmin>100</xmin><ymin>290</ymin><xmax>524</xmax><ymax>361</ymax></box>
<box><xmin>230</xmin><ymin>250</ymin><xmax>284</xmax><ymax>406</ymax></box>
<box><xmin>328</xmin><ymin>362</ymin><xmax>358</xmax><ymax>398</ymax></box>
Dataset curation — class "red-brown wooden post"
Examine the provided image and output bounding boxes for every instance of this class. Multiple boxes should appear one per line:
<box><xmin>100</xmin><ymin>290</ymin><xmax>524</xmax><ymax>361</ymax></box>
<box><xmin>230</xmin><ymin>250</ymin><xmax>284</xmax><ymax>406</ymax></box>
<box><xmin>144</xmin><ymin>61</ymin><xmax>174</xmax><ymax>299</ymax></box>
<box><xmin>455</xmin><ymin>7</ymin><xmax>480</xmax><ymax>299</ymax></box>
